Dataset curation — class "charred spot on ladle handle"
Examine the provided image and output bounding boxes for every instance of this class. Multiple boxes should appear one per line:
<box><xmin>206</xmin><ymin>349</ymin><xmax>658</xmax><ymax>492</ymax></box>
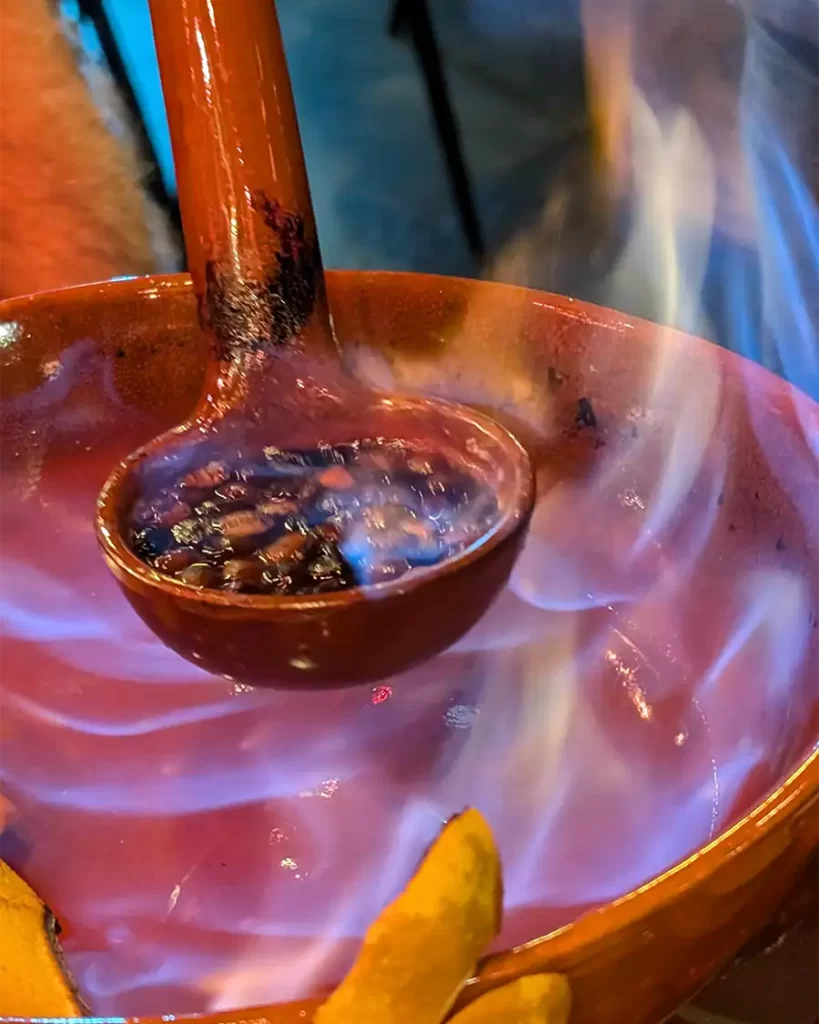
<box><xmin>198</xmin><ymin>193</ymin><xmax>321</xmax><ymax>352</ymax></box>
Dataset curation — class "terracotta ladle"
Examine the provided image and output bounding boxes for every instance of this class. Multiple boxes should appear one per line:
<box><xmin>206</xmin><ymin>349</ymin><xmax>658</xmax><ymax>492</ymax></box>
<box><xmin>95</xmin><ymin>0</ymin><xmax>534</xmax><ymax>687</ymax></box>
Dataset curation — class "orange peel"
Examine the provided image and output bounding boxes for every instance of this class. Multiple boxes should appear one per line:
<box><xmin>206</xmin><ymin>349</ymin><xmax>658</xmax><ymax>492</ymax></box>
<box><xmin>452</xmin><ymin>974</ymin><xmax>571</xmax><ymax>1023</ymax></box>
<box><xmin>315</xmin><ymin>808</ymin><xmax>502</xmax><ymax>1024</ymax></box>
<box><xmin>0</xmin><ymin>860</ymin><xmax>87</xmax><ymax>1015</ymax></box>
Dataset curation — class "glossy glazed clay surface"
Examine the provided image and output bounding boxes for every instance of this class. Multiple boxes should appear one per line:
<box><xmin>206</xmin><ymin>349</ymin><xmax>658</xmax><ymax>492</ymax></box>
<box><xmin>97</xmin><ymin>0</ymin><xmax>534</xmax><ymax>687</ymax></box>
<box><xmin>0</xmin><ymin>273</ymin><xmax>817</xmax><ymax>1023</ymax></box>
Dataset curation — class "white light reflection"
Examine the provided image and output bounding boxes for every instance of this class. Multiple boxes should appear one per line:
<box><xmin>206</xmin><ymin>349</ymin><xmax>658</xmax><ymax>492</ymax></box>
<box><xmin>0</xmin><ymin>321</ymin><xmax>22</xmax><ymax>349</ymax></box>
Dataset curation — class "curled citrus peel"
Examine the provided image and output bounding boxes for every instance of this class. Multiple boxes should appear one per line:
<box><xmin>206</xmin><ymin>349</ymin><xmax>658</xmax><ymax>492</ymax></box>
<box><xmin>0</xmin><ymin>859</ymin><xmax>87</xmax><ymax>1016</ymax></box>
<box><xmin>316</xmin><ymin>808</ymin><xmax>502</xmax><ymax>1024</ymax></box>
<box><xmin>452</xmin><ymin>974</ymin><xmax>571</xmax><ymax>1023</ymax></box>
<box><xmin>316</xmin><ymin>808</ymin><xmax>570</xmax><ymax>1024</ymax></box>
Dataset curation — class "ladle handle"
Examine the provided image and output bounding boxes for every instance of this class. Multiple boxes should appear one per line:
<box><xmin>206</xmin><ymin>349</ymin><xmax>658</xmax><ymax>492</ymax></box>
<box><xmin>149</xmin><ymin>0</ymin><xmax>334</xmax><ymax>364</ymax></box>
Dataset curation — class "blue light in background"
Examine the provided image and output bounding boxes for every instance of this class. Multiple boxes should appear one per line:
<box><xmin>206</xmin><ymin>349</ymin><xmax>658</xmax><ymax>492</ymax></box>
<box><xmin>101</xmin><ymin>1</ymin><xmax>176</xmax><ymax>194</ymax></box>
<box><xmin>62</xmin><ymin>0</ymin><xmax>176</xmax><ymax>196</ymax></box>
<box><xmin>61</xmin><ymin>0</ymin><xmax>104</xmax><ymax>61</ymax></box>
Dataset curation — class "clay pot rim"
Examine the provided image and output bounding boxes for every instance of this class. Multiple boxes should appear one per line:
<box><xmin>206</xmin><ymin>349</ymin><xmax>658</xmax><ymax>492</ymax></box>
<box><xmin>2</xmin><ymin>271</ymin><xmax>818</xmax><ymax>1021</ymax></box>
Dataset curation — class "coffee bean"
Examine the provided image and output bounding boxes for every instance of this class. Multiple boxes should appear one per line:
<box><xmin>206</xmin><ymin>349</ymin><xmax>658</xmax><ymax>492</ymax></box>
<box><xmin>171</xmin><ymin>517</ymin><xmax>211</xmax><ymax>547</ymax></box>
<box><xmin>193</xmin><ymin>499</ymin><xmax>222</xmax><ymax>517</ymax></box>
<box><xmin>215</xmin><ymin>482</ymin><xmax>259</xmax><ymax>504</ymax></box>
<box><xmin>212</xmin><ymin>510</ymin><xmax>274</xmax><ymax>556</ymax></box>
<box><xmin>318</xmin><ymin>465</ymin><xmax>354</xmax><ymax>490</ymax></box>
<box><xmin>199</xmin><ymin>533</ymin><xmax>235</xmax><ymax>560</ymax></box>
<box><xmin>258</xmin><ymin>531</ymin><xmax>311</xmax><ymax>572</ymax></box>
<box><xmin>131</xmin><ymin>526</ymin><xmax>174</xmax><ymax>560</ymax></box>
<box><xmin>262</xmin><ymin>447</ymin><xmax>316</xmax><ymax>475</ymax></box>
<box><xmin>176</xmin><ymin>563</ymin><xmax>220</xmax><ymax>587</ymax></box>
<box><xmin>399</xmin><ymin>517</ymin><xmax>435</xmax><ymax>543</ymax></box>
<box><xmin>306</xmin><ymin>544</ymin><xmax>354</xmax><ymax>592</ymax></box>
<box><xmin>132</xmin><ymin>494</ymin><xmax>192</xmax><ymax>528</ymax></box>
<box><xmin>222</xmin><ymin>558</ymin><xmax>266</xmax><ymax>591</ymax></box>
<box><xmin>180</xmin><ymin>461</ymin><xmax>229</xmax><ymax>489</ymax></box>
<box><xmin>154</xmin><ymin>547</ymin><xmax>198</xmax><ymax>573</ymax></box>
<box><xmin>217</xmin><ymin>510</ymin><xmax>271</xmax><ymax>539</ymax></box>
<box><xmin>257</xmin><ymin>497</ymin><xmax>299</xmax><ymax>518</ymax></box>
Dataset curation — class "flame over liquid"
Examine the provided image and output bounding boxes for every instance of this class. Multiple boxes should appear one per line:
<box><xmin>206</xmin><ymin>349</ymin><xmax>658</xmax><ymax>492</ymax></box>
<box><xmin>1</xmin><ymin>341</ymin><xmax>815</xmax><ymax>1014</ymax></box>
<box><xmin>1</xmin><ymin>6</ymin><xmax>818</xmax><ymax>1015</ymax></box>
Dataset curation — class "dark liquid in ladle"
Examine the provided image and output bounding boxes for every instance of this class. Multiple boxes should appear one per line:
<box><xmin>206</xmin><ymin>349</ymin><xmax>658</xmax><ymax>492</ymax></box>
<box><xmin>128</xmin><ymin>442</ymin><xmax>500</xmax><ymax>596</ymax></box>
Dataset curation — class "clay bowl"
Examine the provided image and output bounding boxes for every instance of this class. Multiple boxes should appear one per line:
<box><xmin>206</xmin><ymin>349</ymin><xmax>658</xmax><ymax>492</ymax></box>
<box><xmin>0</xmin><ymin>271</ymin><xmax>817</xmax><ymax>1024</ymax></box>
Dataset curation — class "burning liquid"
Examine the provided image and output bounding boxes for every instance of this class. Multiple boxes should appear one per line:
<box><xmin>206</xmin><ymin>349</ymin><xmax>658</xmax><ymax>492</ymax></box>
<box><xmin>4</xmin><ymin>13</ymin><xmax>818</xmax><ymax>1001</ymax></box>
<box><xmin>2</xmin><ymin>405</ymin><xmax>815</xmax><ymax>1014</ymax></box>
<box><xmin>127</xmin><ymin>441</ymin><xmax>498</xmax><ymax>595</ymax></box>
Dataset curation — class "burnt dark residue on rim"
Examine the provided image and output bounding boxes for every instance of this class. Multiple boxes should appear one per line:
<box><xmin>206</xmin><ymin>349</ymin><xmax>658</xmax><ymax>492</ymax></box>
<box><xmin>127</xmin><ymin>440</ymin><xmax>501</xmax><ymax>597</ymax></box>
<box><xmin>198</xmin><ymin>192</ymin><xmax>320</xmax><ymax>351</ymax></box>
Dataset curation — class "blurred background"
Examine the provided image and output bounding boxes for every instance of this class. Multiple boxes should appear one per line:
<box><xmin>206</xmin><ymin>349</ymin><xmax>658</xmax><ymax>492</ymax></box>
<box><xmin>58</xmin><ymin>0</ymin><xmax>589</xmax><ymax>276</ymax></box>
<box><xmin>46</xmin><ymin>0</ymin><xmax>816</xmax><ymax>398</ymax></box>
<box><xmin>0</xmin><ymin>5</ymin><xmax>816</xmax><ymax>1021</ymax></box>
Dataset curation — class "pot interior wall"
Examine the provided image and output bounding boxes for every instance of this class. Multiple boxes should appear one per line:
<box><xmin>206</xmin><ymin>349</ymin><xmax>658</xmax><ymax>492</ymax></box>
<box><xmin>0</xmin><ymin>272</ymin><xmax>816</xmax><ymax>1015</ymax></box>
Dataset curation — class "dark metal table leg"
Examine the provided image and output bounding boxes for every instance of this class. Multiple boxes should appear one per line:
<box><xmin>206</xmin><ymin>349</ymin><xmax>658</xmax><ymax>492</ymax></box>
<box><xmin>389</xmin><ymin>0</ymin><xmax>485</xmax><ymax>262</ymax></box>
<box><xmin>388</xmin><ymin>0</ymin><xmax>407</xmax><ymax>39</ymax></box>
<box><xmin>76</xmin><ymin>0</ymin><xmax>182</xmax><ymax>238</ymax></box>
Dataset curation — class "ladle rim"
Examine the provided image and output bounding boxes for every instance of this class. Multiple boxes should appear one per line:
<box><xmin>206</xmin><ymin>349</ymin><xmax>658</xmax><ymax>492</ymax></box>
<box><xmin>95</xmin><ymin>395</ymin><xmax>535</xmax><ymax>613</ymax></box>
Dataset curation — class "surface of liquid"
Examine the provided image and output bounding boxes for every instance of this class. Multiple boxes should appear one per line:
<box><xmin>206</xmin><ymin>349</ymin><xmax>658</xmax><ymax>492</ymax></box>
<box><xmin>0</xmin><ymin>440</ymin><xmax>807</xmax><ymax>1015</ymax></box>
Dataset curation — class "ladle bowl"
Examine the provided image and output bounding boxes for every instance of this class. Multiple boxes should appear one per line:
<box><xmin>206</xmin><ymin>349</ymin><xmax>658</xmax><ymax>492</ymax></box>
<box><xmin>94</xmin><ymin>0</ymin><xmax>534</xmax><ymax>686</ymax></box>
<box><xmin>1</xmin><ymin>271</ymin><xmax>817</xmax><ymax>1023</ymax></box>
<box><xmin>96</xmin><ymin>393</ymin><xmax>533</xmax><ymax>687</ymax></box>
